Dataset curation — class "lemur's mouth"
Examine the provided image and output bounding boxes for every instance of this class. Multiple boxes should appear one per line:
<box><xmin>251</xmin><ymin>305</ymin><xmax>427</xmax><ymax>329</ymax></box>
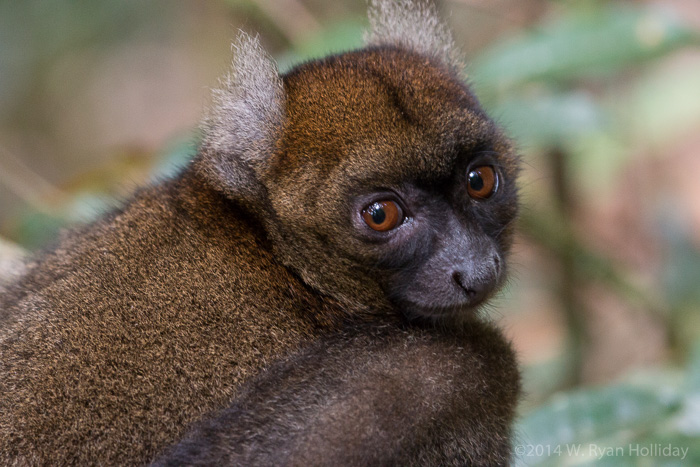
<box><xmin>396</xmin><ymin>298</ymin><xmax>490</xmax><ymax>324</ymax></box>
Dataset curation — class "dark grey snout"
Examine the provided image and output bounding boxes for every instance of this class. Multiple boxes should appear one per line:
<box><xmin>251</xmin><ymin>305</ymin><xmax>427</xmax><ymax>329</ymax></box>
<box><xmin>451</xmin><ymin>253</ymin><xmax>500</xmax><ymax>306</ymax></box>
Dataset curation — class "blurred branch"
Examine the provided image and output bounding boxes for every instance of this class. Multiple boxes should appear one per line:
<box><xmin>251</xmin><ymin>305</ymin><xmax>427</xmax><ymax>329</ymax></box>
<box><xmin>520</xmin><ymin>208</ymin><xmax>667</xmax><ymax>324</ymax></box>
<box><xmin>521</xmin><ymin>146</ymin><xmax>670</xmax><ymax>386</ymax></box>
<box><xmin>0</xmin><ymin>147</ymin><xmax>68</xmax><ymax>214</ymax></box>
<box><xmin>548</xmin><ymin>147</ymin><xmax>585</xmax><ymax>387</ymax></box>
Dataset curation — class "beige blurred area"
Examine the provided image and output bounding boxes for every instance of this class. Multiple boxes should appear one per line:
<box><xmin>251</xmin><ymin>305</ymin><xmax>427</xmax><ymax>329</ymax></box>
<box><xmin>2</xmin><ymin>0</ymin><xmax>700</xmax><ymax>408</ymax></box>
<box><xmin>0</xmin><ymin>2</ymin><xmax>232</xmax><ymax>221</ymax></box>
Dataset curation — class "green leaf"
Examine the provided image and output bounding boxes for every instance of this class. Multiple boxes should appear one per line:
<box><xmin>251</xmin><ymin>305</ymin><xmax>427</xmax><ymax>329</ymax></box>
<box><xmin>470</xmin><ymin>5</ymin><xmax>699</xmax><ymax>97</ymax></box>
<box><xmin>487</xmin><ymin>89</ymin><xmax>604</xmax><ymax>147</ymax></box>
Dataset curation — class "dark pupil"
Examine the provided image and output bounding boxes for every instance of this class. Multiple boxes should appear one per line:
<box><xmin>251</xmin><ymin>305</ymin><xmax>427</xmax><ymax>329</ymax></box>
<box><xmin>370</xmin><ymin>204</ymin><xmax>386</xmax><ymax>224</ymax></box>
<box><xmin>469</xmin><ymin>171</ymin><xmax>484</xmax><ymax>191</ymax></box>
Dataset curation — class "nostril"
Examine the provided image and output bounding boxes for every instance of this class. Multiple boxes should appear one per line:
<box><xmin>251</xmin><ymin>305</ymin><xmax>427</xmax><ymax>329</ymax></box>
<box><xmin>452</xmin><ymin>271</ymin><xmax>478</xmax><ymax>299</ymax></box>
<box><xmin>493</xmin><ymin>254</ymin><xmax>501</xmax><ymax>275</ymax></box>
<box><xmin>452</xmin><ymin>271</ymin><xmax>465</xmax><ymax>289</ymax></box>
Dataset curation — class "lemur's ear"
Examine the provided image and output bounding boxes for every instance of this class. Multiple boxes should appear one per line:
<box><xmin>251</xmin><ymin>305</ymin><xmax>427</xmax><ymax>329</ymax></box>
<box><xmin>196</xmin><ymin>32</ymin><xmax>285</xmax><ymax>201</ymax></box>
<box><xmin>365</xmin><ymin>0</ymin><xmax>463</xmax><ymax>73</ymax></box>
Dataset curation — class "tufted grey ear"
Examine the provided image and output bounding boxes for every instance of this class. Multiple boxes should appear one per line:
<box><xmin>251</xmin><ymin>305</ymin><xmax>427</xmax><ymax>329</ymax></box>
<box><xmin>196</xmin><ymin>32</ymin><xmax>285</xmax><ymax>200</ymax></box>
<box><xmin>365</xmin><ymin>0</ymin><xmax>462</xmax><ymax>72</ymax></box>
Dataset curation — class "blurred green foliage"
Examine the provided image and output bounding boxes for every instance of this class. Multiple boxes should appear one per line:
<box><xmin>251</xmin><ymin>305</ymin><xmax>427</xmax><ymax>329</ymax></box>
<box><xmin>471</xmin><ymin>5</ymin><xmax>699</xmax><ymax>98</ymax></box>
<box><xmin>516</xmin><ymin>344</ymin><xmax>700</xmax><ymax>465</ymax></box>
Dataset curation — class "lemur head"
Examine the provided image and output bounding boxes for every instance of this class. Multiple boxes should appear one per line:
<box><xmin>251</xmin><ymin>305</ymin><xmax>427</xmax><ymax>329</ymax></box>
<box><xmin>194</xmin><ymin>0</ymin><xmax>519</xmax><ymax>321</ymax></box>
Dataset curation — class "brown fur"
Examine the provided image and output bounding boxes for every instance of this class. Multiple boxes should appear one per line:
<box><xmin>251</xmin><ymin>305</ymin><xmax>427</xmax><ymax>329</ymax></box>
<box><xmin>0</xmin><ymin>173</ymin><xmax>345</xmax><ymax>464</ymax></box>
<box><xmin>0</xmin><ymin>1</ymin><xmax>521</xmax><ymax>464</ymax></box>
<box><xmin>153</xmin><ymin>319</ymin><xmax>520</xmax><ymax>467</ymax></box>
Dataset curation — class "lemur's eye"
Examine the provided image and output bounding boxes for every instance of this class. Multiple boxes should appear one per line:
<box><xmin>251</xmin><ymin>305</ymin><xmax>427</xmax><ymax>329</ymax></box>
<box><xmin>362</xmin><ymin>201</ymin><xmax>403</xmax><ymax>232</ymax></box>
<box><xmin>467</xmin><ymin>166</ymin><xmax>498</xmax><ymax>200</ymax></box>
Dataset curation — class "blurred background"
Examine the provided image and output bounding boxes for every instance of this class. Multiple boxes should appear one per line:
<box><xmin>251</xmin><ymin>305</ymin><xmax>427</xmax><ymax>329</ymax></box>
<box><xmin>1</xmin><ymin>0</ymin><xmax>699</xmax><ymax>464</ymax></box>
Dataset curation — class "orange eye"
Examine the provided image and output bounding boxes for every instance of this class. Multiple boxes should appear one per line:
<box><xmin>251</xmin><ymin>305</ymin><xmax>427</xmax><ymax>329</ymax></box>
<box><xmin>467</xmin><ymin>166</ymin><xmax>498</xmax><ymax>200</ymax></box>
<box><xmin>361</xmin><ymin>201</ymin><xmax>403</xmax><ymax>232</ymax></box>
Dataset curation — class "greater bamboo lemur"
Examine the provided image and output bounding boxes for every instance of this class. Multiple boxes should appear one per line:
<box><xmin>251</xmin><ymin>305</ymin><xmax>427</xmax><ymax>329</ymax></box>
<box><xmin>0</xmin><ymin>1</ymin><xmax>521</xmax><ymax>465</ymax></box>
